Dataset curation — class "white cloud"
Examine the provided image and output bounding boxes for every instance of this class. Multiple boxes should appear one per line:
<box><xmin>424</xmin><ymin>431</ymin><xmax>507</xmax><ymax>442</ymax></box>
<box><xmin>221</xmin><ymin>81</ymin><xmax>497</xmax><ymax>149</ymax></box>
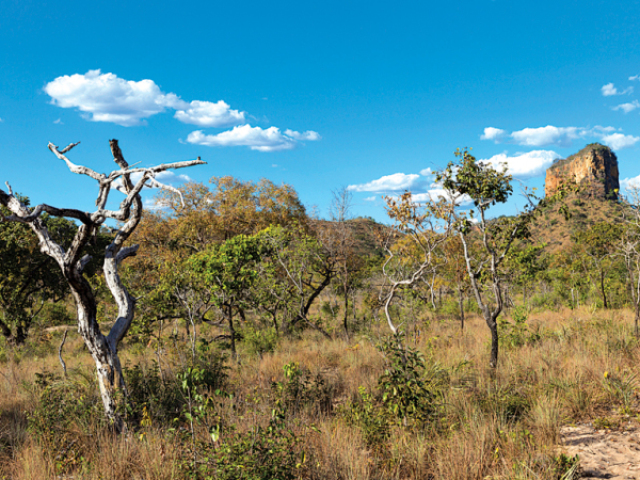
<box><xmin>44</xmin><ymin>70</ymin><xmax>321</xmax><ymax>151</ymax></box>
<box><xmin>510</xmin><ymin>126</ymin><xmax>582</xmax><ymax>147</ymax></box>
<box><xmin>613</xmin><ymin>100</ymin><xmax>640</xmax><ymax>113</ymax></box>
<box><xmin>621</xmin><ymin>174</ymin><xmax>640</xmax><ymax>192</ymax></box>
<box><xmin>602</xmin><ymin>83</ymin><xmax>633</xmax><ymax>96</ymax></box>
<box><xmin>45</xmin><ymin>70</ymin><xmax>244</xmax><ymax>128</ymax></box>
<box><xmin>364</xmin><ymin>196</ymin><xmax>377</xmax><ymax>202</ymax></box>
<box><xmin>0</xmin><ymin>117</ymin><xmax>4</xmax><ymax>122</ymax></box>
<box><xmin>481</xmin><ymin>124</ymin><xmax>636</xmax><ymax>149</ymax></box>
<box><xmin>347</xmin><ymin>173</ymin><xmax>421</xmax><ymax>192</ymax></box>
<box><xmin>186</xmin><ymin>125</ymin><xmax>320</xmax><ymax>152</ymax></box>
<box><xmin>479</xmin><ymin>150</ymin><xmax>561</xmax><ymax>178</ymax></box>
<box><xmin>44</xmin><ymin>70</ymin><xmax>183</xmax><ymax>126</ymax></box>
<box><xmin>173</xmin><ymin>100</ymin><xmax>245</xmax><ymax>127</ymax></box>
<box><xmin>480</xmin><ymin>127</ymin><xmax>507</xmax><ymax>142</ymax></box>
<box><xmin>53</xmin><ymin>118</ymin><xmax>63</xmax><ymax>124</ymax></box>
<box><xmin>284</xmin><ymin>129</ymin><xmax>322</xmax><ymax>141</ymax></box>
<box><xmin>419</xmin><ymin>167</ymin><xmax>434</xmax><ymax>176</ymax></box>
<box><xmin>602</xmin><ymin>83</ymin><xmax>618</xmax><ymax>96</ymax></box>
<box><xmin>410</xmin><ymin>189</ymin><xmax>473</xmax><ymax>206</ymax></box>
<box><xmin>630</xmin><ymin>75</ymin><xmax>640</xmax><ymax>81</ymax></box>
<box><xmin>600</xmin><ymin>133</ymin><xmax>640</xmax><ymax>150</ymax></box>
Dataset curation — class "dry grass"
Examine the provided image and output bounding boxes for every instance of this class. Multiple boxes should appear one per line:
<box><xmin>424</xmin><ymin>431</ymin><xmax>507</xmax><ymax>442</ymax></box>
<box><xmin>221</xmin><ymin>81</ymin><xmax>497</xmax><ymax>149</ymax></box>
<box><xmin>0</xmin><ymin>306</ymin><xmax>638</xmax><ymax>479</ymax></box>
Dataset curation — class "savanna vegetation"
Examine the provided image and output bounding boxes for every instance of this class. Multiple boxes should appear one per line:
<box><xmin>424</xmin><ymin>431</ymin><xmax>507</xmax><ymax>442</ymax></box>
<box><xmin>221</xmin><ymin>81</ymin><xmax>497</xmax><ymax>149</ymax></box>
<box><xmin>0</xmin><ymin>141</ymin><xmax>639</xmax><ymax>479</ymax></box>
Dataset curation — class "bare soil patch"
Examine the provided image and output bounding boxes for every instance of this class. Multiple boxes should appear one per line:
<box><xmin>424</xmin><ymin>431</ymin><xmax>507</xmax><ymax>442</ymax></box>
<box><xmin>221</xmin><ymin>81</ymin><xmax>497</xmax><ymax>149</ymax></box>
<box><xmin>561</xmin><ymin>421</ymin><xmax>640</xmax><ymax>479</ymax></box>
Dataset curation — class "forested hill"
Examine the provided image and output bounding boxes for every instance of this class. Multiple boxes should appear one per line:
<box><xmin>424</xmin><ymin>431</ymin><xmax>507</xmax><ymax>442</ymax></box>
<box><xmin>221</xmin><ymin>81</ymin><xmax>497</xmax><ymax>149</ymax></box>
<box><xmin>531</xmin><ymin>191</ymin><xmax>625</xmax><ymax>253</ymax></box>
<box><xmin>313</xmin><ymin>216</ymin><xmax>390</xmax><ymax>258</ymax></box>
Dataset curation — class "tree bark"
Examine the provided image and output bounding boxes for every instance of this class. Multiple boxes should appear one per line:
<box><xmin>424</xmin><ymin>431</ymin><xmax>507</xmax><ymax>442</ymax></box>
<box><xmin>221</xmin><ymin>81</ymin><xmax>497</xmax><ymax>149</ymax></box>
<box><xmin>488</xmin><ymin>316</ymin><xmax>499</xmax><ymax>369</ymax></box>
<box><xmin>0</xmin><ymin>140</ymin><xmax>205</xmax><ymax>430</ymax></box>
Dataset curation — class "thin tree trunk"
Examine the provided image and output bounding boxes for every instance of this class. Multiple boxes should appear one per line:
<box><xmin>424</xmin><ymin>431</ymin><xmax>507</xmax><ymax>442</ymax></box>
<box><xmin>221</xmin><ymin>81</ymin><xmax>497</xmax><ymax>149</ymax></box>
<box><xmin>343</xmin><ymin>282</ymin><xmax>349</xmax><ymax>339</ymax></box>
<box><xmin>600</xmin><ymin>270</ymin><xmax>609</xmax><ymax>309</ymax></box>
<box><xmin>227</xmin><ymin>304</ymin><xmax>237</xmax><ymax>361</ymax></box>
<box><xmin>458</xmin><ymin>287</ymin><xmax>465</xmax><ymax>331</ymax></box>
<box><xmin>488</xmin><ymin>318</ymin><xmax>499</xmax><ymax>369</ymax></box>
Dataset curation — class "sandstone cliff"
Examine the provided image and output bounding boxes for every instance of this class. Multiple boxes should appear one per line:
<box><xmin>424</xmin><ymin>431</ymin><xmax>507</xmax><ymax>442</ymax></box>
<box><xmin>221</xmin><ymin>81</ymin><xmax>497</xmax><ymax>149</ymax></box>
<box><xmin>545</xmin><ymin>143</ymin><xmax>620</xmax><ymax>200</ymax></box>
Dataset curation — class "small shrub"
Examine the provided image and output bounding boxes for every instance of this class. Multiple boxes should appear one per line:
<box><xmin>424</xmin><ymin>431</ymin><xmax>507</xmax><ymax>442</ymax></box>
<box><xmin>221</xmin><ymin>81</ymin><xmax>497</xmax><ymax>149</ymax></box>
<box><xmin>39</xmin><ymin>302</ymin><xmax>73</xmax><ymax>327</ymax></box>
<box><xmin>27</xmin><ymin>371</ymin><xmax>103</xmax><ymax>475</ymax></box>
<box><xmin>272</xmin><ymin>362</ymin><xmax>333</xmax><ymax>416</ymax></box>
<box><xmin>125</xmin><ymin>349</ymin><xmax>228</xmax><ymax>427</ymax></box>
<box><xmin>202</xmin><ymin>407</ymin><xmax>305</xmax><ymax>480</ymax></box>
<box><xmin>345</xmin><ymin>334</ymin><xmax>444</xmax><ymax>448</ymax></box>
<box><xmin>500</xmin><ymin>306</ymin><xmax>541</xmax><ymax>348</ymax></box>
<box><xmin>474</xmin><ymin>382</ymin><xmax>531</xmax><ymax>422</ymax></box>
<box><xmin>241</xmin><ymin>324</ymin><xmax>279</xmax><ymax>356</ymax></box>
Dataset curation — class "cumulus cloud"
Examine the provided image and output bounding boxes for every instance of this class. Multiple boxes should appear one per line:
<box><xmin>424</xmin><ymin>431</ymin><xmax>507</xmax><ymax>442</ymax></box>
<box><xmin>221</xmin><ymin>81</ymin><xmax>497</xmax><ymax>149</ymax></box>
<box><xmin>410</xmin><ymin>188</ymin><xmax>473</xmax><ymax>206</ymax></box>
<box><xmin>510</xmin><ymin>126</ymin><xmax>582</xmax><ymax>147</ymax></box>
<box><xmin>349</xmin><ymin>168</ymin><xmax>473</xmax><ymax>206</ymax></box>
<box><xmin>45</xmin><ymin>70</ymin><xmax>182</xmax><ymax>126</ymax></box>
<box><xmin>602</xmin><ymin>83</ymin><xmax>633</xmax><ymax>96</ymax></box>
<box><xmin>621</xmin><ymin>174</ymin><xmax>640</xmax><ymax>192</ymax></box>
<box><xmin>173</xmin><ymin>100</ymin><xmax>245</xmax><ymax>127</ymax></box>
<box><xmin>600</xmin><ymin>133</ymin><xmax>640</xmax><ymax>150</ymax></box>
<box><xmin>602</xmin><ymin>83</ymin><xmax>618</xmax><ymax>96</ymax></box>
<box><xmin>186</xmin><ymin>125</ymin><xmax>320</xmax><ymax>152</ymax></box>
<box><xmin>479</xmin><ymin>150</ymin><xmax>561</xmax><ymax>178</ymax></box>
<box><xmin>347</xmin><ymin>173</ymin><xmax>421</xmax><ymax>192</ymax></box>
<box><xmin>613</xmin><ymin>100</ymin><xmax>640</xmax><ymax>113</ymax></box>
<box><xmin>45</xmin><ymin>70</ymin><xmax>244</xmax><ymax>128</ymax></box>
<box><xmin>481</xmin><ymin>125</ymin><xmax>637</xmax><ymax>150</ymax></box>
<box><xmin>284</xmin><ymin>129</ymin><xmax>322</xmax><ymax>141</ymax></box>
<box><xmin>480</xmin><ymin>127</ymin><xmax>508</xmax><ymax>142</ymax></box>
<box><xmin>44</xmin><ymin>70</ymin><xmax>321</xmax><ymax>152</ymax></box>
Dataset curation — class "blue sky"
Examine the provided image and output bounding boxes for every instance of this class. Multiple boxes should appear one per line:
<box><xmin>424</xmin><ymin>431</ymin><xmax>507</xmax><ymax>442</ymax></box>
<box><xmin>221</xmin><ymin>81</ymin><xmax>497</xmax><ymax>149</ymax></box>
<box><xmin>2</xmin><ymin>0</ymin><xmax>640</xmax><ymax>221</ymax></box>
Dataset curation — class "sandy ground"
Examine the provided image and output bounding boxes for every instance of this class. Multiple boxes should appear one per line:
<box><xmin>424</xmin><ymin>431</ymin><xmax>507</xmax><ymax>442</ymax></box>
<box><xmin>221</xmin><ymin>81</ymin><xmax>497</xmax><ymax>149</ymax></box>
<box><xmin>561</xmin><ymin>422</ymin><xmax>640</xmax><ymax>479</ymax></box>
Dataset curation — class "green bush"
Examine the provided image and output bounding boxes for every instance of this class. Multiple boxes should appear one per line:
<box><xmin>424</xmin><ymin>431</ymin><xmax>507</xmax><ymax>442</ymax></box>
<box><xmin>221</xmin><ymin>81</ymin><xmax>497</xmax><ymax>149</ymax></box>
<box><xmin>345</xmin><ymin>334</ymin><xmax>445</xmax><ymax>447</ymax></box>
<box><xmin>241</xmin><ymin>324</ymin><xmax>279</xmax><ymax>356</ymax></box>
<box><xmin>125</xmin><ymin>348</ymin><xmax>228</xmax><ymax>427</ymax></box>
<box><xmin>272</xmin><ymin>362</ymin><xmax>334</xmax><ymax>416</ymax></box>
<box><xmin>500</xmin><ymin>306</ymin><xmax>541</xmax><ymax>348</ymax></box>
<box><xmin>201</xmin><ymin>407</ymin><xmax>304</xmax><ymax>480</ymax></box>
<box><xmin>39</xmin><ymin>302</ymin><xmax>73</xmax><ymax>327</ymax></box>
<box><xmin>27</xmin><ymin>371</ymin><xmax>103</xmax><ymax>475</ymax></box>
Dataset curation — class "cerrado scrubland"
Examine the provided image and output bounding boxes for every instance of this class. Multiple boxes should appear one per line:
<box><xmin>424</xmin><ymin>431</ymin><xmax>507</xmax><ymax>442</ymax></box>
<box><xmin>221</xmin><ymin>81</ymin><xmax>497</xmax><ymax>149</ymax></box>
<box><xmin>0</xmin><ymin>141</ymin><xmax>638</xmax><ymax>479</ymax></box>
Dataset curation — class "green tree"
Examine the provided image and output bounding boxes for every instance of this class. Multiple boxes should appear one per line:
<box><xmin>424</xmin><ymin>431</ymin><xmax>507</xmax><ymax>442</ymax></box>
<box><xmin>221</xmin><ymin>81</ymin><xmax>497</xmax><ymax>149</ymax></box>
<box><xmin>506</xmin><ymin>241</ymin><xmax>547</xmax><ymax>308</ymax></box>
<box><xmin>572</xmin><ymin>221</ymin><xmax>622</xmax><ymax>309</ymax></box>
<box><xmin>257</xmin><ymin>224</ymin><xmax>334</xmax><ymax>337</ymax></box>
<box><xmin>0</xmin><ymin>204</ymin><xmax>72</xmax><ymax>344</ymax></box>
<box><xmin>188</xmin><ymin>233</ymin><xmax>266</xmax><ymax>358</ymax></box>
<box><xmin>439</xmin><ymin>148</ymin><xmax>541</xmax><ymax>368</ymax></box>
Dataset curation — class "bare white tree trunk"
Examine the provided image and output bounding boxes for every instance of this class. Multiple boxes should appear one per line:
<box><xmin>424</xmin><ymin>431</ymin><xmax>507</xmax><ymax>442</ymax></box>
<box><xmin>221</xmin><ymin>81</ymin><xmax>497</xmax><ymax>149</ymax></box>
<box><xmin>0</xmin><ymin>140</ymin><xmax>205</xmax><ymax>431</ymax></box>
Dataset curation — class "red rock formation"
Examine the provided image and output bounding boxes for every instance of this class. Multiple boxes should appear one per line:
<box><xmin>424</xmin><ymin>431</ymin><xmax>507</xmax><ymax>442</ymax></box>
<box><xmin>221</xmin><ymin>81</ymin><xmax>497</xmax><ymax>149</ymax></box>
<box><xmin>545</xmin><ymin>144</ymin><xmax>620</xmax><ymax>200</ymax></box>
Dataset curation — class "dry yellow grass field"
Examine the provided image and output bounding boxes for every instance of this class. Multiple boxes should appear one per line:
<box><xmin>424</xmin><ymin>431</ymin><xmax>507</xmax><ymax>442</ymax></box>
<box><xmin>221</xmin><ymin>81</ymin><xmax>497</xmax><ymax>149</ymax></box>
<box><xmin>0</xmin><ymin>306</ymin><xmax>637</xmax><ymax>479</ymax></box>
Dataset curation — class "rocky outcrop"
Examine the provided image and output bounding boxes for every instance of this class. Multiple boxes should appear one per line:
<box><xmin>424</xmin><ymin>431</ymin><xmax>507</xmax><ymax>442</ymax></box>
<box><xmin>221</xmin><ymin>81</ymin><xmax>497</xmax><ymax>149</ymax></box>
<box><xmin>545</xmin><ymin>144</ymin><xmax>620</xmax><ymax>200</ymax></box>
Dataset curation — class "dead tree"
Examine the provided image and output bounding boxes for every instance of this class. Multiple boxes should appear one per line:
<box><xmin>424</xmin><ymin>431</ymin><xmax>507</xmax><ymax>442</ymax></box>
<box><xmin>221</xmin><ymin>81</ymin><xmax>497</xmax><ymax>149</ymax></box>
<box><xmin>0</xmin><ymin>140</ymin><xmax>204</xmax><ymax>431</ymax></box>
